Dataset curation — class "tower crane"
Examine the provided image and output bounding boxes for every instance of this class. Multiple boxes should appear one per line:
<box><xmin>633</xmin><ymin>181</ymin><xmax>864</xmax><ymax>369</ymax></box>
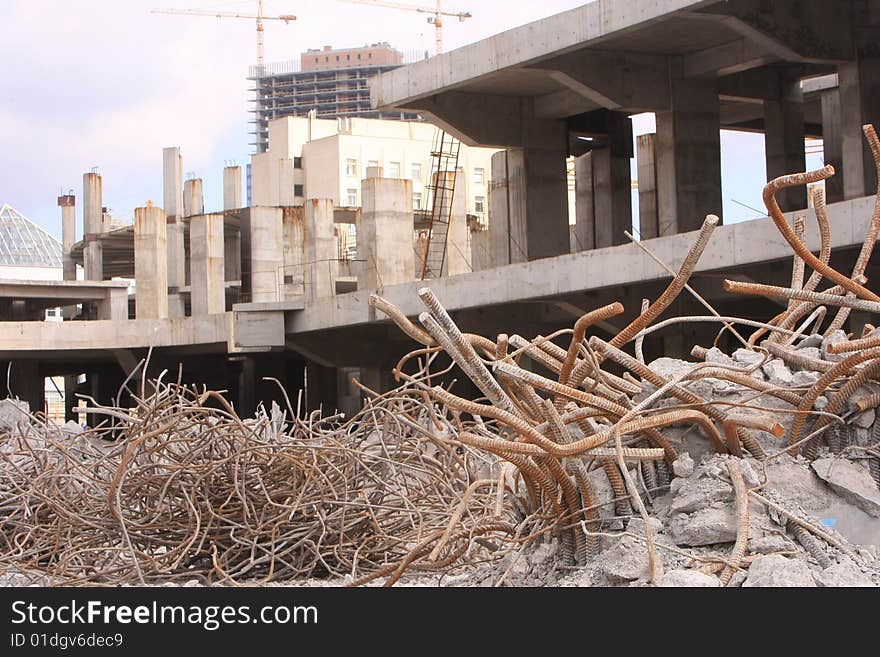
<box><xmin>338</xmin><ymin>1</ymin><xmax>471</xmax><ymax>54</ymax></box>
<box><xmin>151</xmin><ymin>2</ymin><xmax>296</xmax><ymax>71</ymax></box>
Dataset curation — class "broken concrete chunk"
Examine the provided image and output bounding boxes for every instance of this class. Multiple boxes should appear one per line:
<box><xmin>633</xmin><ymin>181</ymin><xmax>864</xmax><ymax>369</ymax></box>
<box><xmin>742</xmin><ymin>555</ymin><xmax>817</xmax><ymax>587</ymax></box>
<box><xmin>811</xmin><ymin>458</ymin><xmax>880</xmax><ymax>518</ymax></box>
<box><xmin>796</xmin><ymin>335</ymin><xmax>824</xmax><ymax>350</ymax></box>
<box><xmin>670</xmin><ymin>478</ymin><xmax>732</xmax><ymax>515</ymax></box>
<box><xmin>659</xmin><ymin>569</ymin><xmax>721</xmax><ymax>587</ymax></box>
<box><xmin>733</xmin><ymin>348</ymin><xmax>765</xmax><ymax>367</ymax></box>
<box><xmin>739</xmin><ymin>460</ymin><xmax>761</xmax><ymax>489</ymax></box>
<box><xmin>816</xmin><ymin>560</ymin><xmax>876</xmax><ymax>587</ymax></box>
<box><xmin>792</xmin><ymin>370</ymin><xmax>821</xmax><ymax>388</ymax></box>
<box><xmin>763</xmin><ymin>359</ymin><xmax>793</xmax><ymax>387</ymax></box>
<box><xmin>748</xmin><ymin>534</ymin><xmax>796</xmax><ymax>555</ymax></box>
<box><xmin>594</xmin><ymin>536</ymin><xmax>650</xmax><ymax>584</ymax></box>
<box><xmin>672</xmin><ymin>453</ymin><xmax>695</xmax><ymax>479</ymax></box>
<box><xmin>795</xmin><ymin>347</ymin><xmax>822</xmax><ymax>364</ymax></box>
<box><xmin>853</xmin><ymin>409</ymin><xmax>875</xmax><ymax>430</ymax></box>
<box><xmin>667</xmin><ymin>507</ymin><xmax>738</xmax><ymax>547</ymax></box>
<box><xmin>0</xmin><ymin>398</ymin><xmax>30</xmax><ymax>432</ymax></box>
<box><xmin>705</xmin><ymin>348</ymin><xmax>735</xmax><ymax>367</ymax></box>
<box><xmin>822</xmin><ymin>330</ymin><xmax>849</xmax><ymax>363</ymax></box>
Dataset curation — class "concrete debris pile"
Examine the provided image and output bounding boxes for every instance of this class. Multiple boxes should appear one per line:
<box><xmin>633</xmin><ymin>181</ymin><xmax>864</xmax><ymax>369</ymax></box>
<box><xmin>362</xmin><ymin>124</ymin><xmax>880</xmax><ymax>586</ymax></box>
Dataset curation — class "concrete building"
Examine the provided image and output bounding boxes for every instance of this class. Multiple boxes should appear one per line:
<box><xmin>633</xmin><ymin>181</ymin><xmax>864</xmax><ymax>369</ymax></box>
<box><xmin>3</xmin><ymin>0</ymin><xmax>880</xmax><ymax>421</ymax></box>
<box><xmin>249</xmin><ymin>43</ymin><xmax>424</xmax><ymax>153</ymax></box>
<box><xmin>250</xmin><ymin>115</ymin><xmax>497</xmax><ymax>224</ymax></box>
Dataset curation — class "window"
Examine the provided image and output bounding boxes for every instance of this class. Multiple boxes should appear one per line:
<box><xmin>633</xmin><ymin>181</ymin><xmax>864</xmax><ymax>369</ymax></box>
<box><xmin>346</xmin><ymin>188</ymin><xmax>358</xmax><ymax>206</ymax></box>
<box><xmin>346</xmin><ymin>158</ymin><xmax>358</xmax><ymax>176</ymax></box>
<box><xmin>474</xmin><ymin>167</ymin><xmax>485</xmax><ymax>185</ymax></box>
<box><xmin>413</xmin><ymin>192</ymin><xmax>422</xmax><ymax>210</ymax></box>
<box><xmin>475</xmin><ymin>195</ymin><xmax>486</xmax><ymax>214</ymax></box>
<box><xmin>411</xmin><ymin>163</ymin><xmax>422</xmax><ymax>180</ymax></box>
<box><xmin>367</xmin><ymin>159</ymin><xmax>379</xmax><ymax>169</ymax></box>
<box><xmin>293</xmin><ymin>156</ymin><xmax>303</xmax><ymax>169</ymax></box>
<box><xmin>388</xmin><ymin>161</ymin><xmax>401</xmax><ymax>178</ymax></box>
<box><xmin>294</xmin><ymin>184</ymin><xmax>304</xmax><ymax>197</ymax></box>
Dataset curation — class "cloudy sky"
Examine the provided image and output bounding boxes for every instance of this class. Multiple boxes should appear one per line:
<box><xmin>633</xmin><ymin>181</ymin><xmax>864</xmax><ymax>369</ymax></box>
<box><xmin>0</xmin><ymin>0</ymin><xmax>815</xmax><ymax>239</ymax></box>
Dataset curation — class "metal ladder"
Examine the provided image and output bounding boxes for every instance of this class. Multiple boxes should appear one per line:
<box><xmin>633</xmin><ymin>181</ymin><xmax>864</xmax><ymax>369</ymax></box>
<box><xmin>419</xmin><ymin>130</ymin><xmax>461</xmax><ymax>280</ymax></box>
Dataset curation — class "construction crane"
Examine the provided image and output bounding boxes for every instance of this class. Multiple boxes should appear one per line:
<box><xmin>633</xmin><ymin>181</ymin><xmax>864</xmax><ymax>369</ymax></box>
<box><xmin>338</xmin><ymin>0</ymin><xmax>471</xmax><ymax>54</ymax></box>
<box><xmin>151</xmin><ymin>2</ymin><xmax>296</xmax><ymax>71</ymax></box>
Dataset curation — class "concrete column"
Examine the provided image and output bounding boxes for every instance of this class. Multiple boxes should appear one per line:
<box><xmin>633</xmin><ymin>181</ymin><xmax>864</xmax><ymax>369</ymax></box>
<box><xmin>637</xmin><ymin>134</ymin><xmax>659</xmax><ymax>240</ymax></box>
<box><xmin>225</xmin><ymin>228</ymin><xmax>242</xmax><ymax>284</ymax></box>
<box><xmin>656</xmin><ymin>77</ymin><xmax>722</xmax><ymax>234</ymax></box>
<box><xmin>573</xmin><ymin>152</ymin><xmax>595</xmax><ymax>252</ymax></box>
<box><xmin>442</xmin><ymin>170</ymin><xmax>470</xmax><ymax>277</ymax></box>
<box><xmin>189</xmin><ymin>213</ymin><xmax>226</xmax><ymax>315</ymax></box>
<box><xmin>249</xmin><ymin>207</ymin><xmax>284</xmax><ymax>303</ymax></box>
<box><xmin>7</xmin><ymin>361</ymin><xmax>43</xmax><ymax>414</ymax></box>
<box><xmin>223</xmin><ymin>166</ymin><xmax>243</xmax><ymax>211</ymax></box>
<box><xmin>764</xmin><ymin>70</ymin><xmax>807</xmax><ymax>211</ymax></box>
<box><xmin>58</xmin><ymin>195</ymin><xmax>76</xmax><ymax>281</ymax></box>
<box><xmin>97</xmin><ymin>288</ymin><xmax>129</xmax><ymax>321</ymax></box>
<box><xmin>358</xmin><ymin>176</ymin><xmax>413</xmax><ymax>291</ymax></box>
<box><xmin>486</xmin><ymin>135</ymin><xmax>570</xmax><ymax>264</ymax></box>
<box><xmin>304</xmin><ymin>199</ymin><xmax>338</xmax><ymax>302</ymax></box>
<box><xmin>488</xmin><ymin>150</ymin><xmax>513</xmax><ymax>266</ymax></box>
<box><xmin>592</xmin><ymin>113</ymin><xmax>633</xmax><ymax>248</ymax></box>
<box><xmin>82</xmin><ymin>173</ymin><xmax>103</xmax><ymax>281</ymax></box>
<box><xmin>283</xmin><ymin>207</ymin><xmax>306</xmax><ymax>299</ymax></box>
<box><xmin>839</xmin><ymin>57</ymin><xmax>880</xmax><ymax>199</ymax></box>
<box><xmin>134</xmin><ymin>205</ymin><xmax>169</xmax><ymax>319</ymax></box>
<box><xmin>183</xmin><ymin>178</ymin><xmax>204</xmax><ymax>218</ymax></box>
<box><xmin>163</xmin><ymin>147</ymin><xmax>186</xmax><ymax>318</ymax></box>
<box><xmin>469</xmin><ymin>227</ymin><xmax>491</xmax><ymax>271</ymax></box>
<box><xmin>821</xmin><ymin>89</ymin><xmax>845</xmax><ymax>204</ymax></box>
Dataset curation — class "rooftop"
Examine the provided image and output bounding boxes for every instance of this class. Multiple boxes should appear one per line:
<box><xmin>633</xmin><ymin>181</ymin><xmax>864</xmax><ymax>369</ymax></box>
<box><xmin>0</xmin><ymin>204</ymin><xmax>63</xmax><ymax>269</ymax></box>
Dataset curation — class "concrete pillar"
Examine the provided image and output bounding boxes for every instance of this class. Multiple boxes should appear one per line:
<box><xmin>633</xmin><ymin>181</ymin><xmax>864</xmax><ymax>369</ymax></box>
<box><xmin>183</xmin><ymin>178</ymin><xmax>204</xmax><ymax>218</ymax></box>
<box><xmin>134</xmin><ymin>205</ymin><xmax>169</xmax><ymax>319</ymax></box>
<box><xmin>58</xmin><ymin>195</ymin><xmax>76</xmax><ymax>281</ymax></box>
<box><xmin>358</xmin><ymin>176</ymin><xmax>413</xmax><ymax>291</ymax></box>
<box><xmin>7</xmin><ymin>361</ymin><xmax>43</xmax><ymax>414</ymax></box>
<box><xmin>441</xmin><ymin>170</ymin><xmax>470</xmax><ymax>277</ymax></box>
<box><xmin>189</xmin><ymin>213</ymin><xmax>226</xmax><ymax>315</ymax></box>
<box><xmin>304</xmin><ymin>199</ymin><xmax>338</xmax><ymax>302</ymax></box>
<box><xmin>225</xmin><ymin>229</ymin><xmax>242</xmax><ymax>284</ymax></box>
<box><xmin>488</xmin><ymin>150</ymin><xmax>514</xmax><ymax>266</ymax></box>
<box><xmin>163</xmin><ymin>147</ymin><xmax>186</xmax><ymax>318</ymax></box>
<box><xmin>249</xmin><ymin>207</ymin><xmax>284</xmax><ymax>303</ymax></box>
<box><xmin>573</xmin><ymin>152</ymin><xmax>595</xmax><ymax>252</ymax></box>
<box><xmin>469</xmin><ymin>227</ymin><xmax>491</xmax><ymax>272</ymax></box>
<box><xmin>82</xmin><ymin>173</ymin><xmax>103</xmax><ymax>281</ymax></box>
<box><xmin>656</xmin><ymin>77</ymin><xmax>722</xmax><ymax>234</ymax></box>
<box><xmin>97</xmin><ymin>288</ymin><xmax>129</xmax><ymax>320</ymax></box>
<box><xmin>223</xmin><ymin>166</ymin><xmax>243</xmax><ymax>211</ymax></box>
<box><xmin>637</xmin><ymin>134</ymin><xmax>659</xmax><ymax>240</ymax></box>
<box><xmin>839</xmin><ymin>57</ymin><xmax>880</xmax><ymax>199</ymax></box>
<box><xmin>821</xmin><ymin>89</ymin><xmax>845</xmax><ymax>204</ymax></box>
<box><xmin>764</xmin><ymin>70</ymin><xmax>807</xmax><ymax>211</ymax></box>
<box><xmin>592</xmin><ymin>113</ymin><xmax>633</xmax><ymax>248</ymax></box>
<box><xmin>283</xmin><ymin>207</ymin><xmax>305</xmax><ymax>299</ymax></box>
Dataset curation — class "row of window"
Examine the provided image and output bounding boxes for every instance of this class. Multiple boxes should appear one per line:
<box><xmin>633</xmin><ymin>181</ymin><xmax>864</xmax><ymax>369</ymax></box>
<box><xmin>341</xmin><ymin>189</ymin><xmax>485</xmax><ymax>213</ymax></box>
<box><xmin>345</xmin><ymin>158</ymin><xmax>485</xmax><ymax>185</ymax></box>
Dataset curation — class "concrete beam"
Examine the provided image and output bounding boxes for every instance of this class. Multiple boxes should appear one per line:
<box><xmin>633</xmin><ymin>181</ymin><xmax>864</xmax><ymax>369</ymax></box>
<box><xmin>684</xmin><ymin>38</ymin><xmax>776</xmax><ymax>78</ymax></box>
<box><xmin>691</xmin><ymin>0</ymin><xmax>854</xmax><ymax>64</ymax></box>
<box><xmin>371</xmin><ymin>0</ymin><xmax>716</xmax><ymax>110</ymax></box>
<box><xmin>288</xmin><ymin>195</ymin><xmax>876</xmax><ymax>336</ymax></box>
<box><xmin>528</xmin><ymin>51</ymin><xmax>670</xmax><ymax>113</ymax></box>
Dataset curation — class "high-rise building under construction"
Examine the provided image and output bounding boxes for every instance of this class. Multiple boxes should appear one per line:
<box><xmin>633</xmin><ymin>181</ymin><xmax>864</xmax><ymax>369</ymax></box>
<box><xmin>249</xmin><ymin>43</ymin><xmax>424</xmax><ymax>153</ymax></box>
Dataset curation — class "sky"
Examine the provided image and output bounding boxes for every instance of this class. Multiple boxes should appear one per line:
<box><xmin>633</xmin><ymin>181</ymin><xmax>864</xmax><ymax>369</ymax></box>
<box><xmin>0</xmin><ymin>0</ymin><xmax>822</xmax><ymax>240</ymax></box>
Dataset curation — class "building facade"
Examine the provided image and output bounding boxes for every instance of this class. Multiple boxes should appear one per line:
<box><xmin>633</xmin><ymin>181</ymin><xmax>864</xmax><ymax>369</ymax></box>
<box><xmin>249</xmin><ymin>43</ymin><xmax>424</xmax><ymax>153</ymax></box>
<box><xmin>250</xmin><ymin>115</ymin><xmax>497</xmax><ymax>226</ymax></box>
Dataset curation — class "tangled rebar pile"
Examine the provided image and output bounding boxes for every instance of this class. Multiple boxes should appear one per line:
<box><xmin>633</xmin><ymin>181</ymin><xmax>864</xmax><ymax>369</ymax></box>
<box><xmin>2</xmin><ymin>126</ymin><xmax>880</xmax><ymax>587</ymax></box>
<box><xmin>0</xmin><ymin>381</ymin><xmax>526</xmax><ymax>586</ymax></box>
